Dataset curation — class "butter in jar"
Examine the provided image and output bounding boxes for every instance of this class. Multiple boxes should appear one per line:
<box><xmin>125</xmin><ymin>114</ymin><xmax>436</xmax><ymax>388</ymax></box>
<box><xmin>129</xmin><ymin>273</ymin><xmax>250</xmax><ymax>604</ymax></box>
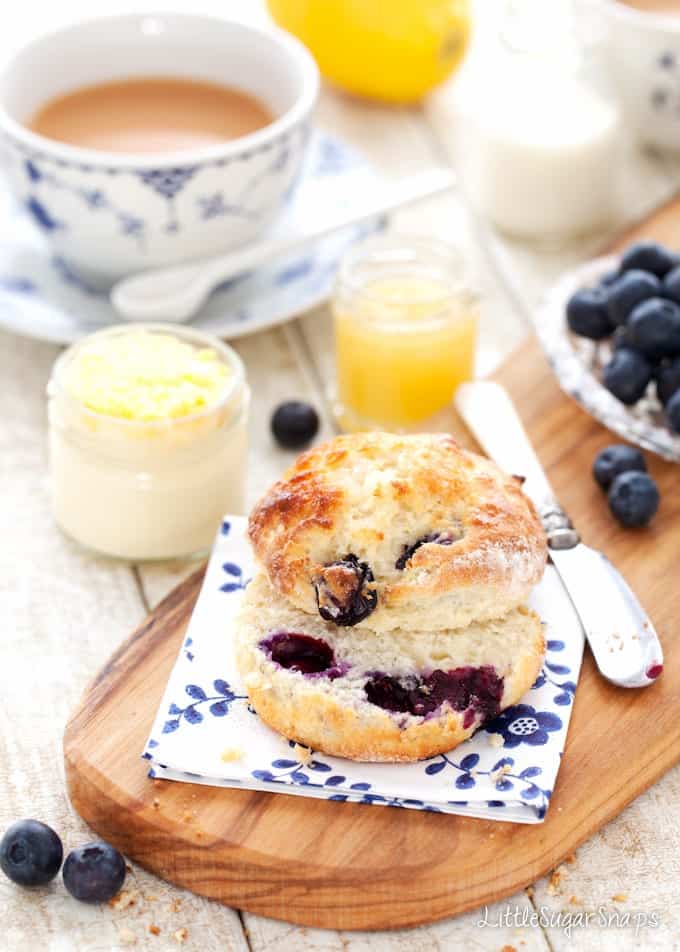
<box><xmin>47</xmin><ymin>324</ymin><xmax>249</xmax><ymax>560</ymax></box>
<box><xmin>332</xmin><ymin>235</ymin><xmax>478</xmax><ymax>431</ymax></box>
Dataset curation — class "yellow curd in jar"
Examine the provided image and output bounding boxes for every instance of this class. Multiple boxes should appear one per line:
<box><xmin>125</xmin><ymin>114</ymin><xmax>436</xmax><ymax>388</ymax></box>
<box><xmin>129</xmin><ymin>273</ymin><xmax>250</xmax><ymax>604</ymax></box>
<box><xmin>67</xmin><ymin>330</ymin><xmax>231</xmax><ymax>421</ymax></box>
<box><xmin>333</xmin><ymin>238</ymin><xmax>478</xmax><ymax>430</ymax></box>
<box><xmin>47</xmin><ymin>324</ymin><xmax>249</xmax><ymax>561</ymax></box>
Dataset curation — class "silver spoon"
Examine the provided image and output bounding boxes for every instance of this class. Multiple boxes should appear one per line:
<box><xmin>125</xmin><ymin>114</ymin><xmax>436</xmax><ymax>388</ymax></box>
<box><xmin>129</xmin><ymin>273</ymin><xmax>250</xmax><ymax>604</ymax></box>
<box><xmin>110</xmin><ymin>168</ymin><xmax>456</xmax><ymax>323</ymax></box>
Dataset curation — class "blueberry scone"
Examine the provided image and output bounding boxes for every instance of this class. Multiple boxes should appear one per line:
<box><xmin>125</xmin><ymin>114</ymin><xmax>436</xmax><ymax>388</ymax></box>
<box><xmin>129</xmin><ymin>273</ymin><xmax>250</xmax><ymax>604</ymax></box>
<box><xmin>249</xmin><ymin>433</ymin><xmax>546</xmax><ymax>632</ymax></box>
<box><xmin>235</xmin><ymin>574</ymin><xmax>545</xmax><ymax>763</ymax></box>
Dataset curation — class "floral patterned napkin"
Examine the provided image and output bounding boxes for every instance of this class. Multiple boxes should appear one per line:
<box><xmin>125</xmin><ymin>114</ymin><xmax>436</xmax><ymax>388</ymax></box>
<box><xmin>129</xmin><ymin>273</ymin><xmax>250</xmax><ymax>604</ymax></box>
<box><xmin>144</xmin><ymin>517</ymin><xmax>584</xmax><ymax>823</ymax></box>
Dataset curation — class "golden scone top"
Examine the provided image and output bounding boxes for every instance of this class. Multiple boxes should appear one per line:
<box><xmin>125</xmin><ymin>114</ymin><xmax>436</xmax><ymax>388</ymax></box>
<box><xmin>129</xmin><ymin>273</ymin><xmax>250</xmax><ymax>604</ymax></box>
<box><xmin>249</xmin><ymin>432</ymin><xmax>547</xmax><ymax>633</ymax></box>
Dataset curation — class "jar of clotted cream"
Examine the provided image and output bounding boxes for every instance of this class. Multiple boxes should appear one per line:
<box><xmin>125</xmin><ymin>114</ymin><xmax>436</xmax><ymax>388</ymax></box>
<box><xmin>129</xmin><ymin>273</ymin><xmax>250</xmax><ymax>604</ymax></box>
<box><xmin>47</xmin><ymin>324</ymin><xmax>249</xmax><ymax>560</ymax></box>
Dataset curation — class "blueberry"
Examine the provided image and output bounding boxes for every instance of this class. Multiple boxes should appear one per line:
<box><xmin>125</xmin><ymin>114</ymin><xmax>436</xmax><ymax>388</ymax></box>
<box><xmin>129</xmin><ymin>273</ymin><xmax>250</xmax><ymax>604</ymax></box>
<box><xmin>262</xmin><ymin>632</ymin><xmax>335</xmax><ymax>675</ymax></box>
<box><xmin>395</xmin><ymin>530</ymin><xmax>457</xmax><ymax>570</ymax></box>
<box><xmin>608</xmin><ymin>471</ymin><xmax>659</xmax><ymax>527</ymax></box>
<box><xmin>627</xmin><ymin>297</ymin><xmax>680</xmax><ymax>360</ymax></box>
<box><xmin>314</xmin><ymin>553</ymin><xmax>377</xmax><ymax>626</ymax></box>
<box><xmin>667</xmin><ymin>389</ymin><xmax>680</xmax><ymax>433</ymax></box>
<box><xmin>602</xmin><ymin>348</ymin><xmax>653</xmax><ymax>405</ymax></box>
<box><xmin>0</xmin><ymin>820</ymin><xmax>63</xmax><ymax>887</ymax></box>
<box><xmin>592</xmin><ymin>444</ymin><xmax>646</xmax><ymax>490</ymax></box>
<box><xmin>655</xmin><ymin>358</ymin><xmax>680</xmax><ymax>405</ymax></box>
<box><xmin>620</xmin><ymin>240</ymin><xmax>677</xmax><ymax>278</ymax></box>
<box><xmin>363</xmin><ymin>666</ymin><xmax>503</xmax><ymax>720</ymax></box>
<box><xmin>599</xmin><ymin>269</ymin><xmax>620</xmax><ymax>287</ymax></box>
<box><xmin>566</xmin><ymin>287</ymin><xmax>613</xmax><ymax>339</ymax></box>
<box><xmin>271</xmin><ymin>400</ymin><xmax>319</xmax><ymax>450</ymax></box>
<box><xmin>62</xmin><ymin>841</ymin><xmax>126</xmax><ymax>903</ymax></box>
<box><xmin>606</xmin><ymin>270</ymin><xmax>661</xmax><ymax>326</ymax></box>
<box><xmin>663</xmin><ymin>263</ymin><xmax>680</xmax><ymax>304</ymax></box>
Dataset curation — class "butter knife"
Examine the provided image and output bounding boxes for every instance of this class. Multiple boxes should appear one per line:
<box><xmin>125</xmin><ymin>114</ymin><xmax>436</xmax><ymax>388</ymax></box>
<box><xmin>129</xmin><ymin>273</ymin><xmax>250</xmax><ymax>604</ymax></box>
<box><xmin>455</xmin><ymin>381</ymin><xmax>663</xmax><ymax>689</ymax></box>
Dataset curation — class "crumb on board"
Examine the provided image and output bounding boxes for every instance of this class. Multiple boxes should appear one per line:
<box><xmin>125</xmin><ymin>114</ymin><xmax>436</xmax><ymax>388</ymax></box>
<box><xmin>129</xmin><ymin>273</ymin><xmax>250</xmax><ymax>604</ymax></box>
<box><xmin>220</xmin><ymin>746</ymin><xmax>244</xmax><ymax>763</ymax></box>
<box><xmin>488</xmin><ymin>733</ymin><xmax>504</xmax><ymax>748</ymax></box>
<box><xmin>525</xmin><ymin>885</ymin><xmax>535</xmax><ymax>899</ymax></box>
<box><xmin>293</xmin><ymin>743</ymin><xmax>312</xmax><ymax>765</ymax></box>
<box><xmin>501</xmin><ymin>945</ymin><xmax>518</xmax><ymax>952</ymax></box>
<box><xmin>569</xmin><ymin>895</ymin><xmax>580</xmax><ymax>905</ymax></box>
<box><xmin>612</xmin><ymin>893</ymin><xmax>628</xmax><ymax>902</ymax></box>
<box><xmin>171</xmin><ymin>898</ymin><xmax>182</xmax><ymax>914</ymax></box>
<box><xmin>119</xmin><ymin>927</ymin><xmax>137</xmax><ymax>946</ymax></box>
<box><xmin>564</xmin><ymin>853</ymin><xmax>576</xmax><ymax>864</ymax></box>
<box><xmin>173</xmin><ymin>928</ymin><xmax>189</xmax><ymax>944</ymax></box>
<box><xmin>149</xmin><ymin>925</ymin><xmax>161</xmax><ymax>936</ymax></box>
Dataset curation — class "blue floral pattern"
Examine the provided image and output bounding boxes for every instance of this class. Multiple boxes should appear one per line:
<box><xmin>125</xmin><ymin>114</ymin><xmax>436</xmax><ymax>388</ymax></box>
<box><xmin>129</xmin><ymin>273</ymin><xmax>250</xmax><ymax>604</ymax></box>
<box><xmin>0</xmin><ymin>133</ymin><xmax>385</xmax><ymax>346</ymax></box>
<box><xmin>143</xmin><ymin>516</ymin><xmax>585</xmax><ymax>823</ymax></box>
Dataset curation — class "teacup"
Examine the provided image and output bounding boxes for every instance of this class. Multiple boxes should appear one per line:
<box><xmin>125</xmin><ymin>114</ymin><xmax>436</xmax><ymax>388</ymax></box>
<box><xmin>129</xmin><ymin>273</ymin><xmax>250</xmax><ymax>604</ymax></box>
<box><xmin>596</xmin><ymin>0</ymin><xmax>680</xmax><ymax>151</ymax></box>
<box><xmin>0</xmin><ymin>14</ymin><xmax>319</xmax><ymax>284</ymax></box>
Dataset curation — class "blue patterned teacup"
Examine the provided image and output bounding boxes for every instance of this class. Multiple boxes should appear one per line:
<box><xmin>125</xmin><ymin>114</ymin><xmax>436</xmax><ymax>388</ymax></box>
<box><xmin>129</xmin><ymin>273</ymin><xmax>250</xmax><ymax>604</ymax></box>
<box><xmin>596</xmin><ymin>0</ymin><xmax>680</xmax><ymax>152</ymax></box>
<box><xmin>0</xmin><ymin>14</ymin><xmax>319</xmax><ymax>285</ymax></box>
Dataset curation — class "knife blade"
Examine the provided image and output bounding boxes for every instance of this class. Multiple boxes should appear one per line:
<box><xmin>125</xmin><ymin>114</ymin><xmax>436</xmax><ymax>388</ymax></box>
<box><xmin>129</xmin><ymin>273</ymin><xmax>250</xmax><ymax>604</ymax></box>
<box><xmin>455</xmin><ymin>381</ymin><xmax>663</xmax><ymax>689</ymax></box>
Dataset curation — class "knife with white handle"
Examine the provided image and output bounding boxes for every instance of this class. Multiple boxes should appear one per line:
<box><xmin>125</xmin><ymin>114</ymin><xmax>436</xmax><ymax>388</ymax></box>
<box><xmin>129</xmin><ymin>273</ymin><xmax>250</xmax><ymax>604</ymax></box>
<box><xmin>455</xmin><ymin>381</ymin><xmax>663</xmax><ymax>689</ymax></box>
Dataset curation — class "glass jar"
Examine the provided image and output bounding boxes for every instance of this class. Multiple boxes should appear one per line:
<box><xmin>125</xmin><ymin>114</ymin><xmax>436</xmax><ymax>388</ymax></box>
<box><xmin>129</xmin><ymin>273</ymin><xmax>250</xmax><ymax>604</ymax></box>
<box><xmin>332</xmin><ymin>234</ymin><xmax>479</xmax><ymax>431</ymax></box>
<box><xmin>453</xmin><ymin>0</ymin><xmax>622</xmax><ymax>242</ymax></box>
<box><xmin>47</xmin><ymin>323</ymin><xmax>249</xmax><ymax>561</ymax></box>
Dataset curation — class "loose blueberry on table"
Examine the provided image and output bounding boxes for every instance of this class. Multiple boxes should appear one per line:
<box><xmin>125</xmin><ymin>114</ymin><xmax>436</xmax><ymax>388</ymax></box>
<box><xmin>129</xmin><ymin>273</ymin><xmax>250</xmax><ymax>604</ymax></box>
<box><xmin>607</xmin><ymin>471</ymin><xmax>660</xmax><ymax>528</ymax></box>
<box><xmin>271</xmin><ymin>400</ymin><xmax>319</xmax><ymax>449</ymax></box>
<box><xmin>0</xmin><ymin>819</ymin><xmax>63</xmax><ymax>887</ymax></box>
<box><xmin>592</xmin><ymin>444</ymin><xmax>647</xmax><ymax>490</ymax></box>
<box><xmin>62</xmin><ymin>841</ymin><xmax>126</xmax><ymax>903</ymax></box>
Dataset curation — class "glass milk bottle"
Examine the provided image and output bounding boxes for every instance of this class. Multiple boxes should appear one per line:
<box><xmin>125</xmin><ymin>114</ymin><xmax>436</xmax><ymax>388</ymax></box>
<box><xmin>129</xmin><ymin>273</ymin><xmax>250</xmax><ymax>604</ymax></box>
<box><xmin>454</xmin><ymin>0</ymin><xmax>622</xmax><ymax>242</ymax></box>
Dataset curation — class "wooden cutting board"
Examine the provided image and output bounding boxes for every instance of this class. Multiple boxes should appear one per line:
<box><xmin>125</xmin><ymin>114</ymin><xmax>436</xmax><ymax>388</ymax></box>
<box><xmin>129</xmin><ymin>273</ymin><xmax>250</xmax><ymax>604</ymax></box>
<box><xmin>63</xmin><ymin>326</ymin><xmax>680</xmax><ymax>931</ymax></box>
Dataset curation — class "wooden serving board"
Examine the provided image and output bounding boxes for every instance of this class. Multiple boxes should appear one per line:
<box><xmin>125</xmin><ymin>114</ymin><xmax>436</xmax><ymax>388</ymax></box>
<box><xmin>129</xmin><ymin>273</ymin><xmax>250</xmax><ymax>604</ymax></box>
<box><xmin>64</xmin><ymin>333</ymin><xmax>680</xmax><ymax>931</ymax></box>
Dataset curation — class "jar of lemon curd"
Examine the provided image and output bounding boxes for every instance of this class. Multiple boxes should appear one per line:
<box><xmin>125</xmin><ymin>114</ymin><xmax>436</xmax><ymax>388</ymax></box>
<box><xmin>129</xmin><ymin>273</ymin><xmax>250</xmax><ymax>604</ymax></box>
<box><xmin>47</xmin><ymin>324</ymin><xmax>249</xmax><ymax>561</ymax></box>
<box><xmin>332</xmin><ymin>235</ymin><xmax>479</xmax><ymax>431</ymax></box>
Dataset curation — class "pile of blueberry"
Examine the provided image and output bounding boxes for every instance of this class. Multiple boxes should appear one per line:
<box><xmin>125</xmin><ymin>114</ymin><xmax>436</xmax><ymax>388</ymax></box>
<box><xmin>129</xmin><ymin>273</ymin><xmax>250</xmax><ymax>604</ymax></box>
<box><xmin>0</xmin><ymin>819</ymin><xmax>126</xmax><ymax>903</ymax></box>
<box><xmin>567</xmin><ymin>240</ymin><xmax>680</xmax><ymax>432</ymax></box>
<box><xmin>593</xmin><ymin>444</ymin><xmax>659</xmax><ymax>528</ymax></box>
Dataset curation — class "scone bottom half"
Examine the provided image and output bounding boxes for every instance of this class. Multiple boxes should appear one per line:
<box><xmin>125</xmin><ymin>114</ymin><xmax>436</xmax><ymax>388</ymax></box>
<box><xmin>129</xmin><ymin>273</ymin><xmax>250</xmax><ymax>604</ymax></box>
<box><xmin>236</xmin><ymin>575</ymin><xmax>546</xmax><ymax>763</ymax></box>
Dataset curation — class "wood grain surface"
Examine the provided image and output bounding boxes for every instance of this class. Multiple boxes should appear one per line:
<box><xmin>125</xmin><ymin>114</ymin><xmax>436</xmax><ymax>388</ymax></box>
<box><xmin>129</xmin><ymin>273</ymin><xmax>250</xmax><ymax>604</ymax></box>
<box><xmin>63</xmin><ymin>336</ymin><xmax>679</xmax><ymax>931</ymax></box>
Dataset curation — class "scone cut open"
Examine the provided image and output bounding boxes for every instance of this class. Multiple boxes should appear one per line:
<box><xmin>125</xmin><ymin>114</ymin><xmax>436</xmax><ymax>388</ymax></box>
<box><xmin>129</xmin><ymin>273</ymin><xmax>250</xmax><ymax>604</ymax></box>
<box><xmin>236</xmin><ymin>574</ymin><xmax>545</xmax><ymax>763</ymax></box>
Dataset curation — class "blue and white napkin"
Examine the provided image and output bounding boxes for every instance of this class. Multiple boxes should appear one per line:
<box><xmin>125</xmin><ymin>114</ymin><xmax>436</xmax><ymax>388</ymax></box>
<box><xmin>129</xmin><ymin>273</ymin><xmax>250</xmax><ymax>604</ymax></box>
<box><xmin>144</xmin><ymin>517</ymin><xmax>584</xmax><ymax>823</ymax></box>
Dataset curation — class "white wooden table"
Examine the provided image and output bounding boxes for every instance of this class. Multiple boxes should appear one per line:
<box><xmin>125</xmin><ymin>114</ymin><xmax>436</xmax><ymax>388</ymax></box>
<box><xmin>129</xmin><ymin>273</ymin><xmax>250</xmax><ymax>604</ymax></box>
<box><xmin>2</xmin><ymin>3</ymin><xmax>680</xmax><ymax>950</ymax></box>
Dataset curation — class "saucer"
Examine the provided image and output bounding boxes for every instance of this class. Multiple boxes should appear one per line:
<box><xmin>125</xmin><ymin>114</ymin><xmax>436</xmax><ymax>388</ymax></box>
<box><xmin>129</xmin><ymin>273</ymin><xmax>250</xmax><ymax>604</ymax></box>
<box><xmin>0</xmin><ymin>133</ymin><xmax>384</xmax><ymax>344</ymax></box>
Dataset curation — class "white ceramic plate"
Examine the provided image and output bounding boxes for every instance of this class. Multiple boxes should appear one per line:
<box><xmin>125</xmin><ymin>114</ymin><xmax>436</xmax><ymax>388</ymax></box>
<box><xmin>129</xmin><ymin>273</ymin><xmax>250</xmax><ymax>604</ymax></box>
<box><xmin>0</xmin><ymin>132</ymin><xmax>384</xmax><ymax>344</ymax></box>
<box><xmin>537</xmin><ymin>255</ymin><xmax>680</xmax><ymax>462</ymax></box>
